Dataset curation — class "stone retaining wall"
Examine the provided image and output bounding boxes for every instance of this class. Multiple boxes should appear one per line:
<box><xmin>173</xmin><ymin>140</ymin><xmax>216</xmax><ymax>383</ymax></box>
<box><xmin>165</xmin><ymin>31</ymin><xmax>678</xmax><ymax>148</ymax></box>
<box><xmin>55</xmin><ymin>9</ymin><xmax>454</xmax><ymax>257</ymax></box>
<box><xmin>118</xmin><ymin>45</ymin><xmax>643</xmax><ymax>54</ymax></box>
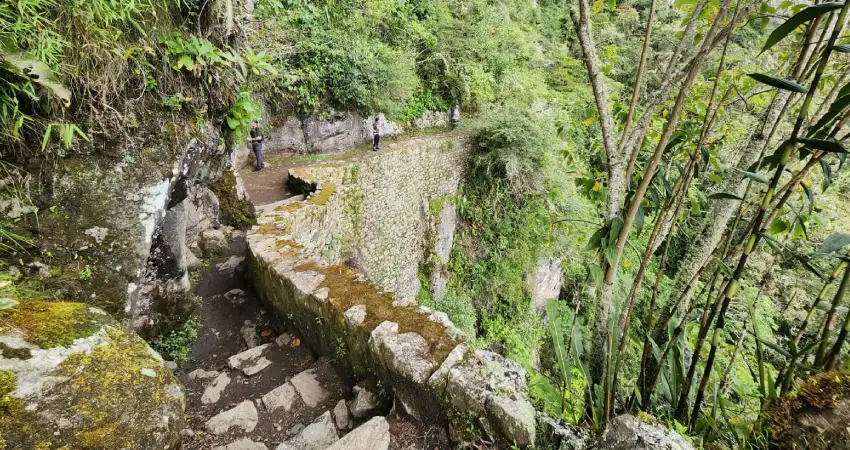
<box><xmin>246</xmin><ymin>135</ymin><xmax>539</xmax><ymax>446</ymax></box>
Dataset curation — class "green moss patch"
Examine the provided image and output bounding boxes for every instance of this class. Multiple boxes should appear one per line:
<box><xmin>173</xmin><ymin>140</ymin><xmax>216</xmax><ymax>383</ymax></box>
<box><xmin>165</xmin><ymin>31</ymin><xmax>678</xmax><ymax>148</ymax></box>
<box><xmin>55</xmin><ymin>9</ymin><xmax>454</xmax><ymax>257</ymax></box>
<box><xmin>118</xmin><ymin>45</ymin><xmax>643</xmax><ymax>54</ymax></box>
<box><xmin>211</xmin><ymin>170</ymin><xmax>257</xmax><ymax>230</ymax></box>
<box><xmin>294</xmin><ymin>261</ymin><xmax>456</xmax><ymax>362</ymax></box>
<box><xmin>308</xmin><ymin>182</ymin><xmax>336</xmax><ymax>206</ymax></box>
<box><xmin>0</xmin><ymin>342</ymin><xmax>31</xmax><ymax>360</ymax></box>
<box><xmin>53</xmin><ymin>326</ymin><xmax>180</xmax><ymax>448</ymax></box>
<box><xmin>1</xmin><ymin>300</ymin><xmax>99</xmax><ymax>349</ymax></box>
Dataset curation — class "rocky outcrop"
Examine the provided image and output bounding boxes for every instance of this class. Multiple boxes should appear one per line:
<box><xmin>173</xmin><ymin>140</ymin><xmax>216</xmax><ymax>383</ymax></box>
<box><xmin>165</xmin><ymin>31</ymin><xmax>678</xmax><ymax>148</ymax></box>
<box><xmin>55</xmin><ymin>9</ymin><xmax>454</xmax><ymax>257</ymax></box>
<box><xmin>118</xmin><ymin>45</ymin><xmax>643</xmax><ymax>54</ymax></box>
<box><xmin>597</xmin><ymin>415</ymin><xmax>694</xmax><ymax>450</ymax></box>
<box><xmin>0</xmin><ymin>300</ymin><xmax>185</xmax><ymax>449</ymax></box>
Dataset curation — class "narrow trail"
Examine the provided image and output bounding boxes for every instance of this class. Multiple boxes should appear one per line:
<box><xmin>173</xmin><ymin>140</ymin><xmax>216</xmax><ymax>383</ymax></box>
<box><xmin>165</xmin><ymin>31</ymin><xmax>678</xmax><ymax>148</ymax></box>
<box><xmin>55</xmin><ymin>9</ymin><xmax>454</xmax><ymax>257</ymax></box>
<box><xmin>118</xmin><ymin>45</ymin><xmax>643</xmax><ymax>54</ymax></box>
<box><xmin>180</xmin><ymin>132</ymin><xmax>456</xmax><ymax>449</ymax></box>
<box><xmin>242</xmin><ymin>131</ymin><xmax>454</xmax><ymax>206</ymax></box>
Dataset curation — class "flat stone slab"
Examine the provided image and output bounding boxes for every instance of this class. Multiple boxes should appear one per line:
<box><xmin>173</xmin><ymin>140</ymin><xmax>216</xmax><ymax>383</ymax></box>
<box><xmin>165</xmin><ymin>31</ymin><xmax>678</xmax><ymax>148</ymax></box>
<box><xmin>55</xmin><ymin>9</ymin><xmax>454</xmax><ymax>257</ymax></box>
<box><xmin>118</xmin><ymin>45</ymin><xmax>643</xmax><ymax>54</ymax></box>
<box><xmin>206</xmin><ymin>400</ymin><xmax>258</xmax><ymax>435</ymax></box>
<box><xmin>290</xmin><ymin>368</ymin><xmax>328</xmax><ymax>408</ymax></box>
<box><xmin>213</xmin><ymin>438</ymin><xmax>268</xmax><ymax>450</ymax></box>
<box><xmin>262</xmin><ymin>382</ymin><xmax>300</xmax><ymax>413</ymax></box>
<box><xmin>228</xmin><ymin>343</ymin><xmax>270</xmax><ymax>369</ymax></box>
<box><xmin>243</xmin><ymin>356</ymin><xmax>272</xmax><ymax>376</ymax></box>
<box><xmin>325</xmin><ymin>416</ymin><xmax>390</xmax><ymax>450</ymax></box>
<box><xmin>201</xmin><ymin>372</ymin><xmax>231</xmax><ymax>404</ymax></box>
<box><xmin>188</xmin><ymin>368</ymin><xmax>219</xmax><ymax>380</ymax></box>
<box><xmin>275</xmin><ymin>411</ymin><xmax>338</xmax><ymax>450</ymax></box>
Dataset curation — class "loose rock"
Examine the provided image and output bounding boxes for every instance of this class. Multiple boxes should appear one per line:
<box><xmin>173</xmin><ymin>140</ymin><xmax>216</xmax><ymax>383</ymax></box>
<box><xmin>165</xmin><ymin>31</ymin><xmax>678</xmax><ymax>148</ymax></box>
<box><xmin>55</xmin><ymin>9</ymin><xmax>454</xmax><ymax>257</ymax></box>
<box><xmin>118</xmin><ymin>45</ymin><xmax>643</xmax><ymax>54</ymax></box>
<box><xmin>205</xmin><ymin>400</ymin><xmax>258</xmax><ymax>434</ymax></box>
<box><xmin>348</xmin><ymin>382</ymin><xmax>380</xmax><ymax>419</ymax></box>
<box><xmin>597</xmin><ymin>415</ymin><xmax>694</xmax><ymax>450</ymax></box>
<box><xmin>201</xmin><ymin>229</ymin><xmax>229</xmax><ymax>255</ymax></box>
<box><xmin>201</xmin><ymin>372</ymin><xmax>231</xmax><ymax>404</ymax></box>
<box><xmin>212</xmin><ymin>438</ymin><xmax>269</xmax><ymax>450</ymax></box>
<box><xmin>275</xmin><ymin>411</ymin><xmax>338</xmax><ymax>450</ymax></box>
<box><xmin>332</xmin><ymin>399</ymin><xmax>351</xmax><ymax>430</ymax></box>
<box><xmin>243</xmin><ymin>356</ymin><xmax>272</xmax><ymax>376</ymax></box>
<box><xmin>325</xmin><ymin>416</ymin><xmax>390</xmax><ymax>450</ymax></box>
<box><xmin>228</xmin><ymin>343</ymin><xmax>270</xmax><ymax>369</ymax></box>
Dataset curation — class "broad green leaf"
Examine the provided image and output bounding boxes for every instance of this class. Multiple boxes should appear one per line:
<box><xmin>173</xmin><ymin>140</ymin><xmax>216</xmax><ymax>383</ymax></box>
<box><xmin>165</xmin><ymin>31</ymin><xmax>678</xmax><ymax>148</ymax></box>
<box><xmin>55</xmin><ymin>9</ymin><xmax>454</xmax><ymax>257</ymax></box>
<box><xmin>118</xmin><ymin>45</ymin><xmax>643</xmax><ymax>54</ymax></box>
<box><xmin>0</xmin><ymin>298</ymin><xmax>18</xmax><ymax>310</ymax></box>
<box><xmin>178</xmin><ymin>54</ymin><xmax>195</xmax><ymax>71</ymax></box>
<box><xmin>797</xmin><ymin>137</ymin><xmax>848</xmax><ymax>153</ymax></box>
<box><xmin>588</xmin><ymin>264</ymin><xmax>604</xmax><ymax>286</ymax></box>
<box><xmin>708</xmin><ymin>192</ymin><xmax>744</xmax><ymax>201</ymax></box>
<box><xmin>708</xmin><ymin>173</ymin><xmax>723</xmax><ymax>183</ymax></box>
<box><xmin>761</xmin><ymin>2</ymin><xmax>844</xmax><ymax>53</ymax></box>
<box><xmin>747</xmin><ymin>73</ymin><xmax>808</xmax><ymax>93</ymax></box>
<box><xmin>802</xmin><ymin>182</ymin><xmax>815</xmax><ymax>215</ymax></box>
<box><xmin>815</xmin><ymin>231</ymin><xmax>850</xmax><ymax>256</ymax></box>
<box><xmin>769</xmin><ymin>218</ymin><xmax>791</xmax><ymax>234</ymax></box>
<box><xmin>813</xmin><ymin>94</ymin><xmax>850</xmax><ymax>135</ymax></box>
<box><xmin>0</xmin><ymin>40</ymin><xmax>71</xmax><ymax>106</ymax></box>
<box><xmin>741</xmin><ymin>170</ymin><xmax>770</xmax><ymax>184</ymax></box>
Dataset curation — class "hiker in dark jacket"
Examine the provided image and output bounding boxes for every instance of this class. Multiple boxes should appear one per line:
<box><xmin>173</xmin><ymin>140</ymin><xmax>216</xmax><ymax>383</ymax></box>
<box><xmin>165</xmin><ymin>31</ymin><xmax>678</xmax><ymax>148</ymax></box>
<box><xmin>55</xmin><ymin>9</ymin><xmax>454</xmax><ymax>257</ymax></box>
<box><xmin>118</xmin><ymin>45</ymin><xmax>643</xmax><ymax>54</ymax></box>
<box><xmin>372</xmin><ymin>116</ymin><xmax>381</xmax><ymax>151</ymax></box>
<box><xmin>247</xmin><ymin>120</ymin><xmax>264</xmax><ymax>171</ymax></box>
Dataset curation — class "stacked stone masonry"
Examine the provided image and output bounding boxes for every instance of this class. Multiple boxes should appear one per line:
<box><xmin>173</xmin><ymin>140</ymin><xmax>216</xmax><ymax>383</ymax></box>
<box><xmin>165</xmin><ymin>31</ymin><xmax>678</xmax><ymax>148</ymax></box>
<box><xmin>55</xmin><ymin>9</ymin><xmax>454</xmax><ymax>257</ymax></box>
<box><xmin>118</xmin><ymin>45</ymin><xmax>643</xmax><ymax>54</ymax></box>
<box><xmin>246</xmin><ymin>134</ymin><xmax>539</xmax><ymax>446</ymax></box>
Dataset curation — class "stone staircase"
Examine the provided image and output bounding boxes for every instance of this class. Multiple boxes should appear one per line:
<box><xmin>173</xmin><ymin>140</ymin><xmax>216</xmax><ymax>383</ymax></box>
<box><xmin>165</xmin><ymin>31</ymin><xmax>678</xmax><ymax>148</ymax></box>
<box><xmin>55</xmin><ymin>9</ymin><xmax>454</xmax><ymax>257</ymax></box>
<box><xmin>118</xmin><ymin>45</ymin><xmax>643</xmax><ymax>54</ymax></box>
<box><xmin>177</xmin><ymin>235</ymin><xmax>403</xmax><ymax>450</ymax></box>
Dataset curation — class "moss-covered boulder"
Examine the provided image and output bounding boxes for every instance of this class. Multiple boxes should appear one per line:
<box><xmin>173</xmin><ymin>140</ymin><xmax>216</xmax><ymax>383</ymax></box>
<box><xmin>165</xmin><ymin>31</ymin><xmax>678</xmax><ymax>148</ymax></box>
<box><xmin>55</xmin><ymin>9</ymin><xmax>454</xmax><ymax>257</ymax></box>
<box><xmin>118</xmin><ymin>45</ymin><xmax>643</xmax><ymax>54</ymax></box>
<box><xmin>0</xmin><ymin>300</ymin><xmax>185</xmax><ymax>449</ymax></box>
<box><xmin>766</xmin><ymin>371</ymin><xmax>850</xmax><ymax>450</ymax></box>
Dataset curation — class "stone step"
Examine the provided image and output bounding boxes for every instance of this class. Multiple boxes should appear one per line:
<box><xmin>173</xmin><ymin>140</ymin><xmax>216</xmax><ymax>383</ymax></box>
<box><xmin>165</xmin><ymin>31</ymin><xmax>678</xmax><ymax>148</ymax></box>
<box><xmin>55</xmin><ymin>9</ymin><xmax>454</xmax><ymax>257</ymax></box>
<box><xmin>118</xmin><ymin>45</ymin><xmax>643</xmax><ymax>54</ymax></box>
<box><xmin>289</xmin><ymin>368</ymin><xmax>328</xmax><ymax>408</ymax></box>
<box><xmin>206</xmin><ymin>400</ymin><xmax>259</xmax><ymax>435</ymax></box>
<box><xmin>212</xmin><ymin>438</ymin><xmax>269</xmax><ymax>450</ymax></box>
<box><xmin>201</xmin><ymin>371</ymin><xmax>231</xmax><ymax>405</ymax></box>
<box><xmin>274</xmin><ymin>411</ymin><xmax>338</xmax><ymax>450</ymax></box>
<box><xmin>325</xmin><ymin>416</ymin><xmax>390</xmax><ymax>450</ymax></box>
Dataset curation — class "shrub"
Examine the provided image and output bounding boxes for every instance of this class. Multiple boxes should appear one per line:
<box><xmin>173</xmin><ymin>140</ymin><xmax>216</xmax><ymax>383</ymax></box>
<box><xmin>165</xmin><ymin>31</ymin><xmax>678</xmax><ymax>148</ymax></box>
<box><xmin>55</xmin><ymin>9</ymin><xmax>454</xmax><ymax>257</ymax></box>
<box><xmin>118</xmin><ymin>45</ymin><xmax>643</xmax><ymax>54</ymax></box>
<box><xmin>471</xmin><ymin>110</ymin><xmax>557</xmax><ymax>198</ymax></box>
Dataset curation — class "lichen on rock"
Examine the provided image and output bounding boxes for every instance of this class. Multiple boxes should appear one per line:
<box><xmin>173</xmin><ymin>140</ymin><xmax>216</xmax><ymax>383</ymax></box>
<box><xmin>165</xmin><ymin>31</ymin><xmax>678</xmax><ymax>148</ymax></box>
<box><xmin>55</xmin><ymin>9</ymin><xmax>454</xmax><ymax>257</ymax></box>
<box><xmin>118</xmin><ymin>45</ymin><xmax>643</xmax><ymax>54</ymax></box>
<box><xmin>0</xmin><ymin>300</ymin><xmax>185</xmax><ymax>449</ymax></box>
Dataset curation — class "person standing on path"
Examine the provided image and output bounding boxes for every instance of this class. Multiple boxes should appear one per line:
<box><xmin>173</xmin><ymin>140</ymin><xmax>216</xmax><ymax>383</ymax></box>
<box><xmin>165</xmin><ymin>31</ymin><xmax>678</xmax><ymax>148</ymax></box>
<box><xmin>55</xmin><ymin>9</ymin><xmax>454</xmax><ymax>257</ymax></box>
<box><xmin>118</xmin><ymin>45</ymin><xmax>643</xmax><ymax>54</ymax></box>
<box><xmin>247</xmin><ymin>120</ymin><xmax>264</xmax><ymax>172</ymax></box>
<box><xmin>372</xmin><ymin>116</ymin><xmax>381</xmax><ymax>151</ymax></box>
<box><xmin>451</xmin><ymin>104</ymin><xmax>460</xmax><ymax>129</ymax></box>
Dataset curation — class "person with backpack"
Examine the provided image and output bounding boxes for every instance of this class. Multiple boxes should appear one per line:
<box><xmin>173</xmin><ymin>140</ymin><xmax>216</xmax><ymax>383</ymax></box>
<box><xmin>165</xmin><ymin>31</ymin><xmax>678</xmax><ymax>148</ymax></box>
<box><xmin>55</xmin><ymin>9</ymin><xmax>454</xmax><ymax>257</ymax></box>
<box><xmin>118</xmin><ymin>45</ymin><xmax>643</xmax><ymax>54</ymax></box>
<box><xmin>247</xmin><ymin>120</ymin><xmax>265</xmax><ymax>171</ymax></box>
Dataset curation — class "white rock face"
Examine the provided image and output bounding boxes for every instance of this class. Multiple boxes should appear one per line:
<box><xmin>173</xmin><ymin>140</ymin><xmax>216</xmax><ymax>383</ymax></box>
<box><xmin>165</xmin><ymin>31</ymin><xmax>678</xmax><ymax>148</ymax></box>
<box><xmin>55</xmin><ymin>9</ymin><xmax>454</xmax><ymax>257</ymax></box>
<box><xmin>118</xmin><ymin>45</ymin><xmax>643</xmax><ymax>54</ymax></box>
<box><xmin>205</xmin><ymin>400</ymin><xmax>258</xmax><ymax>434</ymax></box>
<box><xmin>325</xmin><ymin>416</ymin><xmax>390</xmax><ymax>450</ymax></box>
<box><xmin>332</xmin><ymin>399</ymin><xmax>351</xmax><ymax>430</ymax></box>
<box><xmin>528</xmin><ymin>257</ymin><xmax>563</xmax><ymax>314</ymax></box>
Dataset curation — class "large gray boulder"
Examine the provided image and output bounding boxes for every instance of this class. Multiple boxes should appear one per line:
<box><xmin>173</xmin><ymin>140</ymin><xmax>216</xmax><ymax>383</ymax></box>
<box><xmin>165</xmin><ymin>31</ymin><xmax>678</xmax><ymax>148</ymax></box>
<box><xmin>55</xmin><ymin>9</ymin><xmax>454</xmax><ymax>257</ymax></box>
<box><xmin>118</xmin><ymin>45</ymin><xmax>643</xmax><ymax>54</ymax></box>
<box><xmin>597</xmin><ymin>415</ymin><xmax>694</xmax><ymax>450</ymax></box>
<box><xmin>537</xmin><ymin>413</ymin><xmax>591</xmax><ymax>450</ymax></box>
<box><xmin>264</xmin><ymin>115</ymin><xmax>307</xmax><ymax>154</ymax></box>
<box><xmin>0</xmin><ymin>301</ymin><xmax>185</xmax><ymax>449</ymax></box>
<box><xmin>303</xmin><ymin>111</ymin><xmax>366</xmax><ymax>154</ymax></box>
